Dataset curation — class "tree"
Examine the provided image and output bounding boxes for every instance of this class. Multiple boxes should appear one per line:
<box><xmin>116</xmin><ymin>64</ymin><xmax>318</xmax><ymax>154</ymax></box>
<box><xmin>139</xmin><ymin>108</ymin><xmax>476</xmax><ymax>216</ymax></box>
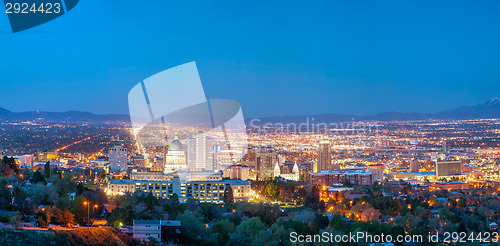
<box><xmin>9</xmin><ymin>213</ymin><xmax>22</xmax><ymax>230</ymax></box>
<box><xmin>235</xmin><ymin>217</ymin><xmax>266</xmax><ymax>238</ymax></box>
<box><xmin>176</xmin><ymin>211</ymin><xmax>205</xmax><ymax>245</ymax></box>
<box><xmin>43</xmin><ymin>207</ymin><xmax>52</xmax><ymax>224</ymax></box>
<box><xmin>31</xmin><ymin>171</ymin><xmax>45</xmax><ymax>184</ymax></box>
<box><xmin>168</xmin><ymin>193</ymin><xmax>180</xmax><ymax>206</ymax></box>
<box><xmin>234</xmin><ymin>202</ymin><xmax>282</xmax><ymax>226</ymax></box>
<box><xmin>264</xmin><ymin>183</ymin><xmax>279</xmax><ymax>199</ymax></box>
<box><xmin>284</xmin><ymin>220</ymin><xmax>314</xmax><ymax>235</ymax></box>
<box><xmin>107</xmin><ymin>206</ymin><xmax>135</xmax><ymax>227</ymax></box>
<box><xmin>211</xmin><ymin>219</ymin><xmax>236</xmax><ymax>245</ymax></box>
<box><xmin>186</xmin><ymin>197</ymin><xmax>199</xmax><ymax>212</ymax></box>
<box><xmin>162</xmin><ymin>193</ymin><xmax>184</xmax><ymax>218</ymax></box>
<box><xmin>44</xmin><ymin>162</ymin><xmax>51</xmax><ymax>179</ymax></box>
<box><xmin>330</xmin><ymin>214</ymin><xmax>349</xmax><ymax>232</ymax></box>
<box><xmin>252</xmin><ymin>224</ymin><xmax>291</xmax><ymax>246</ymax></box>
<box><xmin>49</xmin><ymin>207</ymin><xmax>75</xmax><ymax>226</ymax></box>
<box><xmin>27</xmin><ymin>183</ymin><xmax>59</xmax><ymax>206</ymax></box>
<box><xmin>223</xmin><ymin>185</ymin><xmax>234</xmax><ymax>204</ymax></box>
<box><xmin>458</xmin><ymin>198</ymin><xmax>467</xmax><ymax>208</ymax></box>
<box><xmin>142</xmin><ymin>237</ymin><xmax>159</xmax><ymax>246</ymax></box>
<box><xmin>51</xmin><ymin>166</ymin><xmax>60</xmax><ymax>179</ymax></box>
<box><xmin>50</xmin><ymin>207</ymin><xmax>62</xmax><ymax>224</ymax></box>
<box><xmin>449</xmin><ymin>199</ymin><xmax>458</xmax><ymax>207</ymax></box>
<box><xmin>0</xmin><ymin>179</ymin><xmax>11</xmax><ymax>210</ymax></box>
<box><xmin>61</xmin><ymin>208</ymin><xmax>75</xmax><ymax>226</ymax></box>
<box><xmin>349</xmin><ymin>203</ymin><xmax>381</xmax><ymax>222</ymax></box>
<box><xmin>200</xmin><ymin>203</ymin><xmax>217</xmax><ymax>221</ymax></box>
<box><xmin>314</xmin><ymin>213</ymin><xmax>330</xmax><ymax>229</ymax></box>
<box><xmin>0</xmin><ymin>156</ymin><xmax>19</xmax><ymax>177</ymax></box>
<box><xmin>226</xmin><ymin>232</ymin><xmax>249</xmax><ymax>246</ymax></box>
<box><xmin>304</xmin><ymin>186</ymin><xmax>320</xmax><ymax>208</ymax></box>
<box><xmin>296</xmin><ymin>187</ymin><xmax>307</xmax><ymax>200</ymax></box>
<box><xmin>318</xmin><ymin>200</ymin><xmax>326</xmax><ymax>212</ymax></box>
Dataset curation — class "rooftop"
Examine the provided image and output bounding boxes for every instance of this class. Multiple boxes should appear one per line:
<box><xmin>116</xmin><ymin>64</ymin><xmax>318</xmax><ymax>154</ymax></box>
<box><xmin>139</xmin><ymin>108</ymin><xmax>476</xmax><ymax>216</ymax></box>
<box><xmin>133</xmin><ymin>220</ymin><xmax>181</xmax><ymax>226</ymax></box>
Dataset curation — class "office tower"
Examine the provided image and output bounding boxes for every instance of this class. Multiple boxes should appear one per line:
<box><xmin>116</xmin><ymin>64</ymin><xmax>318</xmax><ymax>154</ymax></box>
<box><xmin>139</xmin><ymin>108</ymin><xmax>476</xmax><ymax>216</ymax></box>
<box><xmin>317</xmin><ymin>140</ymin><xmax>331</xmax><ymax>171</ymax></box>
<box><xmin>442</xmin><ymin>141</ymin><xmax>447</xmax><ymax>153</ymax></box>
<box><xmin>109</xmin><ymin>145</ymin><xmax>127</xmax><ymax>171</ymax></box>
<box><xmin>436</xmin><ymin>161</ymin><xmax>462</xmax><ymax>177</ymax></box>
<box><xmin>20</xmin><ymin>154</ymin><xmax>34</xmax><ymax>167</ymax></box>
<box><xmin>223</xmin><ymin>165</ymin><xmax>251</xmax><ymax>180</ymax></box>
<box><xmin>37</xmin><ymin>151</ymin><xmax>56</xmax><ymax>162</ymax></box>
<box><xmin>218</xmin><ymin>149</ymin><xmax>239</xmax><ymax>169</ymax></box>
<box><xmin>187</xmin><ymin>132</ymin><xmax>215</xmax><ymax>171</ymax></box>
<box><xmin>410</xmin><ymin>159</ymin><xmax>419</xmax><ymax>172</ymax></box>
<box><xmin>37</xmin><ymin>152</ymin><xmax>48</xmax><ymax>162</ymax></box>
<box><xmin>255</xmin><ymin>147</ymin><xmax>278</xmax><ymax>180</ymax></box>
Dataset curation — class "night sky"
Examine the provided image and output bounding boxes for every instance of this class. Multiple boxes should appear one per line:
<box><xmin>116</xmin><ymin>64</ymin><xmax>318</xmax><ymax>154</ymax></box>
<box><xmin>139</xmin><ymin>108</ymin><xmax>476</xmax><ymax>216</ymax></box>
<box><xmin>1</xmin><ymin>0</ymin><xmax>499</xmax><ymax>117</ymax></box>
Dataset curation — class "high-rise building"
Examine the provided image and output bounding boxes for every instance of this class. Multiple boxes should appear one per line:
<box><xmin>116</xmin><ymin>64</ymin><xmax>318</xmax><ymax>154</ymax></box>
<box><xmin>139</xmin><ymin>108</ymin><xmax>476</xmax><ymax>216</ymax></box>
<box><xmin>218</xmin><ymin>150</ymin><xmax>239</xmax><ymax>169</ymax></box>
<box><xmin>255</xmin><ymin>147</ymin><xmax>278</xmax><ymax>180</ymax></box>
<box><xmin>37</xmin><ymin>151</ymin><xmax>57</xmax><ymax>162</ymax></box>
<box><xmin>442</xmin><ymin>141</ymin><xmax>447</xmax><ymax>153</ymax></box>
<box><xmin>313</xmin><ymin>161</ymin><xmax>319</xmax><ymax>173</ymax></box>
<box><xmin>20</xmin><ymin>154</ymin><xmax>34</xmax><ymax>167</ymax></box>
<box><xmin>317</xmin><ymin>140</ymin><xmax>331</xmax><ymax>171</ymax></box>
<box><xmin>223</xmin><ymin>164</ymin><xmax>251</xmax><ymax>180</ymax></box>
<box><xmin>410</xmin><ymin>159</ymin><xmax>419</xmax><ymax>172</ymax></box>
<box><xmin>187</xmin><ymin>132</ymin><xmax>215</xmax><ymax>171</ymax></box>
<box><xmin>436</xmin><ymin>161</ymin><xmax>462</xmax><ymax>177</ymax></box>
<box><xmin>109</xmin><ymin>146</ymin><xmax>127</xmax><ymax>171</ymax></box>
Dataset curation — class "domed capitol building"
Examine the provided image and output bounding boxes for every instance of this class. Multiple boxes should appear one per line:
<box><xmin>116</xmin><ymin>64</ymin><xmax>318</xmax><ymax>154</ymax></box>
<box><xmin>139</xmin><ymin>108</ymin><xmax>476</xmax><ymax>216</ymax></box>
<box><xmin>164</xmin><ymin>136</ymin><xmax>188</xmax><ymax>173</ymax></box>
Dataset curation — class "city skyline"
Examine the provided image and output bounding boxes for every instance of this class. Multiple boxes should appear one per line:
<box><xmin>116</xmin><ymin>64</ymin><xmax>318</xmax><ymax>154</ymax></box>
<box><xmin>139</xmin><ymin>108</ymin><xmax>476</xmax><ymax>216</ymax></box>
<box><xmin>3</xmin><ymin>1</ymin><xmax>500</xmax><ymax>245</ymax></box>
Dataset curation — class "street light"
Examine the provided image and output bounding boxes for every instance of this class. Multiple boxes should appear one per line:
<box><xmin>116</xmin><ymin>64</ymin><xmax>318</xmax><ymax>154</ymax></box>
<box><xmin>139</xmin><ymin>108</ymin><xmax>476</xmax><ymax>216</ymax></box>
<box><xmin>93</xmin><ymin>204</ymin><xmax>98</xmax><ymax>219</ymax></box>
<box><xmin>83</xmin><ymin>201</ymin><xmax>89</xmax><ymax>227</ymax></box>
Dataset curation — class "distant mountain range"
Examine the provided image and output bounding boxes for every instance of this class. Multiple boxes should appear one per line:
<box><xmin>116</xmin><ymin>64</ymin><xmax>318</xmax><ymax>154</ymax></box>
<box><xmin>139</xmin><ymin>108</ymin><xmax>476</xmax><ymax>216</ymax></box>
<box><xmin>248</xmin><ymin>97</ymin><xmax>500</xmax><ymax>124</ymax></box>
<box><xmin>1</xmin><ymin>98</ymin><xmax>500</xmax><ymax>123</ymax></box>
<box><xmin>0</xmin><ymin>108</ymin><xmax>130</xmax><ymax>122</ymax></box>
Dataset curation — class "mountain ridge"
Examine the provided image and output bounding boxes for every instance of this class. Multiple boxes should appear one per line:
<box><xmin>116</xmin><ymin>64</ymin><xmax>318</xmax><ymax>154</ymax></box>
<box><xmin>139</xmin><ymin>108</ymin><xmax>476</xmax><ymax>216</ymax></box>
<box><xmin>0</xmin><ymin>109</ymin><xmax>130</xmax><ymax>122</ymax></box>
<box><xmin>248</xmin><ymin>97</ymin><xmax>500</xmax><ymax>124</ymax></box>
<box><xmin>1</xmin><ymin>98</ymin><xmax>499</xmax><ymax>123</ymax></box>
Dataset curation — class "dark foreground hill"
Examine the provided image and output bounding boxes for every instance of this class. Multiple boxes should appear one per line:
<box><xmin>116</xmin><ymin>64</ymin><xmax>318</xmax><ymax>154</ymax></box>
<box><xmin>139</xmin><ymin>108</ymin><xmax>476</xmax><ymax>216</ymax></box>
<box><xmin>0</xmin><ymin>227</ymin><xmax>139</xmax><ymax>246</ymax></box>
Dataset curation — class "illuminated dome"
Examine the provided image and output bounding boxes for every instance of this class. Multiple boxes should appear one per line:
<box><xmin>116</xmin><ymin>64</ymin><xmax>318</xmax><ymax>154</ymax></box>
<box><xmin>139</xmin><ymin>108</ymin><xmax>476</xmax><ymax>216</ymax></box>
<box><xmin>169</xmin><ymin>139</ymin><xmax>183</xmax><ymax>151</ymax></box>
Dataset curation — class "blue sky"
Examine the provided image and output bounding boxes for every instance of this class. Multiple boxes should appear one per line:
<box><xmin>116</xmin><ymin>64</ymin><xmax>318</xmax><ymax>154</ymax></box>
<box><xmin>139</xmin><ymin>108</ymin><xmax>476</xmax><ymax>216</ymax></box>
<box><xmin>1</xmin><ymin>0</ymin><xmax>500</xmax><ymax>117</ymax></box>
